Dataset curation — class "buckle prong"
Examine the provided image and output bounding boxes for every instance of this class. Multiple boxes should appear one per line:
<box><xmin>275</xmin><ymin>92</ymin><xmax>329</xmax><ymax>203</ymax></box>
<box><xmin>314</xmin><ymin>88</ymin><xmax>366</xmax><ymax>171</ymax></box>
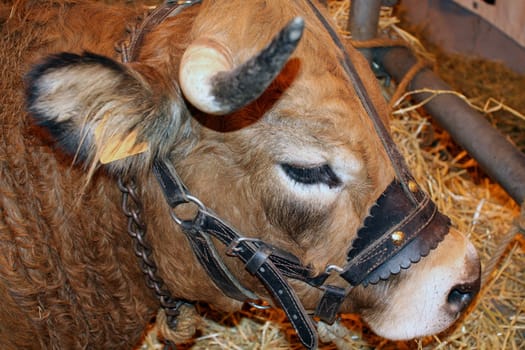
<box><xmin>325</xmin><ymin>264</ymin><xmax>344</xmax><ymax>274</ymax></box>
<box><xmin>226</xmin><ymin>237</ymin><xmax>263</xmax><ymax>256</ymax></box>
<box><xmin>247</xmin><ymin>299</ymin><xmax>271</xmax><ymax>310</ymax></box>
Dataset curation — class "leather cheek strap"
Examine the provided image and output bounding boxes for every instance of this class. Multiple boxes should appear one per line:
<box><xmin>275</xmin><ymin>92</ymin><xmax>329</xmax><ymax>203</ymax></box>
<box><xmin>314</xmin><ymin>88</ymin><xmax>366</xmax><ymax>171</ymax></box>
<box><xmin>153</xmin><ymin>160</ymin><xmax>259</xmax><ymax>300</ymax></box>
<box><xmin>154</xmin><ymin>160</ymin><xmax>318</xmax><ymax>349</ymax></box>
<box><xmin>181</xmin><ymin>224</ymin><xmax>260</xmax><ymax>301</ymax></box>
<box><xmin>196</xmin><ymin>211</ymin><xmax>319</xmax><ymax>350</ymax></box>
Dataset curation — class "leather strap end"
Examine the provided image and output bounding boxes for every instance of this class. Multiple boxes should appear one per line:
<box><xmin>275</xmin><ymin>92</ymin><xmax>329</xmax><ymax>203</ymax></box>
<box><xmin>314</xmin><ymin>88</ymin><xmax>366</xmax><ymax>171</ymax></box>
<box><xmin>245</xmin><ymin>245</ymin><xmax>273</xmax><ymax>275</ymax></box>
<box><xmin>314</xmin><ymin>285</ymin><xmax>347</xmax><ymax>324</ymax></box>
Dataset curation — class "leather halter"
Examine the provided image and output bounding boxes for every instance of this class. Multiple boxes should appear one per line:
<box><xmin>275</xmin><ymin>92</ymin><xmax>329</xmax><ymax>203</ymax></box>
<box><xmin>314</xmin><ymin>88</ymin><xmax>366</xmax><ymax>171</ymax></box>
<box><xmin>118</xmin><ymin>1</ymin><xmax>450</xmax><ymax>349</ymax></box>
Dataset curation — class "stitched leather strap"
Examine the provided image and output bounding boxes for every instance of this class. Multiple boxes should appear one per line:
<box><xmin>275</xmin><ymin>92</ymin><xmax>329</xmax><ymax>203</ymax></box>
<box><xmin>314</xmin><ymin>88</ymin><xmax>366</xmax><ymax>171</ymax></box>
<box><xmin>303</xmin><ymin>0</ymin><xmax>451</xmax><ymax>287</ymax></box>
<box><xmin>198</xmin><ymin>211</ymin><xmax>318</xmax><ymax>349</ymax></box>
<box><xmin>154</xmin><ymin>159</ymin><xmax>317</xmax><ymax>281</ymax></box>
<box><xmin>183</xmin><ymin>225</ymin><xmax>260</xmax><ymax>301</ymax></box>
<box><xmin>153</xmin><ymin>159</ymin><xmax>318</xmax><ymax>349</ymax></box>
<box><xmin>314</xmin><ymin>285</ymin><xmax>348</xmax><ymax>324</ymax></box>
<box><xmin>153</xmin><ymin>160</ymin><xmax>258</xmax><ymax>301</ymax></box>
<box><xmin>303</xmin><ymin>0</ymin><xmax>418</xmax><ymax>198</ymax></box>
<box><xmin>343</xmin><ymin>181</ymin><xmax>450</xmax><ymax>286</ymax></box>
<box><xmin>153</xmin><ymin>158</ymin><xmax>190</xmax><ymax>206</ymax></box>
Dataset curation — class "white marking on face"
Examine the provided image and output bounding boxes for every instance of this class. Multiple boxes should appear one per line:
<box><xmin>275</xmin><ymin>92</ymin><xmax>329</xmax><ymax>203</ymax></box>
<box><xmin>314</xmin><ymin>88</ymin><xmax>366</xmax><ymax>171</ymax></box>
<box><xmin>276</xmin><ymin>164</ymin><xmax>341</xmax><ymax>200</ymax></box>
<box><xmin>275</xmin><ymin>145</ymin><xmax>366</xmax><ymax>202</ymax></box>
<box><xmin>362</xmin><ymin>229</ymin><xmax>480</xmax><ymax>340</ymax></box>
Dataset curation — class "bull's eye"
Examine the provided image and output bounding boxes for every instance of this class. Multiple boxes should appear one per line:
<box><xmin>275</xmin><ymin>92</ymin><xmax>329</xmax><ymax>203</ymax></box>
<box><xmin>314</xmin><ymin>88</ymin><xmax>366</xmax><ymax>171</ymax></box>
<box><xmin>280</xmin><ymin>163</ymin><xmax>342</xmax><ymax>189</ymax></box>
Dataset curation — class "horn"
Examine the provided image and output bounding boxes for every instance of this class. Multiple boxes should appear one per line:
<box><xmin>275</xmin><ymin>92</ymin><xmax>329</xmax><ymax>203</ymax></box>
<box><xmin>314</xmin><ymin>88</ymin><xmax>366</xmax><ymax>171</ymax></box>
<box><xmin>179</xmin><ymin>17</ymin><xmax>305</xmax><ymax>115</ymax></box>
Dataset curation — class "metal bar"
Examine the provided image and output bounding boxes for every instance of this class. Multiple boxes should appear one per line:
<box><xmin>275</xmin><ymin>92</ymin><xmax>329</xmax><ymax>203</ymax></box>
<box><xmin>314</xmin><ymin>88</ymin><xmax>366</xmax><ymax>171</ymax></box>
<box><xmin>374</xmin><ymin>47</ymin><xmax>525</xmax><ymax>205</ymax></box>
<box><xmin>348</xmin><ymin>0</ymin><xmax>382</xmax><ymax>61</ymax></box>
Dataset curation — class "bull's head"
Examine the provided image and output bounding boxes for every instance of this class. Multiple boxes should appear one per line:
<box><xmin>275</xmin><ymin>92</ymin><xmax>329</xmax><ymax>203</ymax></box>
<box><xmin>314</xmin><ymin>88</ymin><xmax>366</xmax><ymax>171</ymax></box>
<box><xmin>25</xmin><ymin>0</ymin><xmax>480</xmax><ymax>346</ymax></box>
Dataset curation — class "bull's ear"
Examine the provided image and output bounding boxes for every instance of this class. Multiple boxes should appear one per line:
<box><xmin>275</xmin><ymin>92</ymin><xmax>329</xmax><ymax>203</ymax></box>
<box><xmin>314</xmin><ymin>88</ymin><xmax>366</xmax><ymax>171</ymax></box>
<box><xmin>25</xmin><ymin>52</ymin><xmax>185</xmax><ymax>175</ymax></box>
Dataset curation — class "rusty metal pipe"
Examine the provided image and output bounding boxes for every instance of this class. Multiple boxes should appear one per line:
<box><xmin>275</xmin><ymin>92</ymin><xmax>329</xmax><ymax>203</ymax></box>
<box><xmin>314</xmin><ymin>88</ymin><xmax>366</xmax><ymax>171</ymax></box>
<box><xmin>374</xmin><ymin>47</ymin><xmax>525</xmax><ymax>204</ymax></box>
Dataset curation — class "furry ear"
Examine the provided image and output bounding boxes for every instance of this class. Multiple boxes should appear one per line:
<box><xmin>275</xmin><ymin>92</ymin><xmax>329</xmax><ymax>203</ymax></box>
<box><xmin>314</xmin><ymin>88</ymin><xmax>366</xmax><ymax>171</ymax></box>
<box><xmin>25</xmin><ymin>51</ymin><xmax>188</xmax><ymax>175</ymax></box>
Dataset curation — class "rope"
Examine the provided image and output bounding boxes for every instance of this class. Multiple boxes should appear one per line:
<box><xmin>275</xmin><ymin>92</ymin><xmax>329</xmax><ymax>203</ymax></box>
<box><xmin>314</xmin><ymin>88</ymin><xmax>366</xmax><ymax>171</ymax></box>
<box><xmin>349</xmin><ymin>37</ymin><xmax>433</xmax><ymax>112</ymax></box>
<box><xmin>387</xmin><ymin>59</ymin><xmax>430</xmax><ymax>111</ymax></box>
<box><xmin>350</xmin><ymin>37</ymin><xmax>408</xmax><ymax>49</ymax></box>
<box><xmin>317</xmin><ymin>320</ymin><xmax>361</xmax><ymax>350</ymax></box>
<box><xmin>156</xmin><ymin>304</ymin><xmax>202</xmax><ymax>346</ymax></box>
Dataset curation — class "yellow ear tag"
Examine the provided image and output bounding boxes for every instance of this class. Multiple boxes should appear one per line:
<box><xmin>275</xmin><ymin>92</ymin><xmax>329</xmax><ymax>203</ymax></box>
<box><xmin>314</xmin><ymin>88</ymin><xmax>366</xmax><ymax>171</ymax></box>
<box><xmin>94</xmin><ymin>115</ymin><xmax>149</xmax><ymax>164</ymax></box>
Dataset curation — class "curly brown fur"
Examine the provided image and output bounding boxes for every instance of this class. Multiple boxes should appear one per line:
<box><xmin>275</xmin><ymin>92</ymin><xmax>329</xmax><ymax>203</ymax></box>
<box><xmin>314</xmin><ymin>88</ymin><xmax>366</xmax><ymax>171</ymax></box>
<box><xmin>0</xmin><ymin>1</ymin><xmax>159</xmax><ymax>348</ymax></box>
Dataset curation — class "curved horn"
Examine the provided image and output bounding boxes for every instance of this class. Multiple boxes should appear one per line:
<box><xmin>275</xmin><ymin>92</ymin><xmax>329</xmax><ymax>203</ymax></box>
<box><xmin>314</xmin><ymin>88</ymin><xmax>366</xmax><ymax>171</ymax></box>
<box><xmin>179</xmin><ymin>17</ymin><xmax>305</xmax><ymax>115</ymax></box>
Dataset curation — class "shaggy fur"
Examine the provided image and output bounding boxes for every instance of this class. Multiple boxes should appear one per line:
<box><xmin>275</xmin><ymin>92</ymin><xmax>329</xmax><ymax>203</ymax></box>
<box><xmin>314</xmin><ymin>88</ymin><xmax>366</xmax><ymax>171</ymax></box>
<box><xmin>0</xmin><ymin>1</ymin><xmax>480</xmax><ymax>348</ymax></box>
<box><xmin>0</xmin><ymin>2</ymin><xmax>164</xmax><ymax>348</ymax></box>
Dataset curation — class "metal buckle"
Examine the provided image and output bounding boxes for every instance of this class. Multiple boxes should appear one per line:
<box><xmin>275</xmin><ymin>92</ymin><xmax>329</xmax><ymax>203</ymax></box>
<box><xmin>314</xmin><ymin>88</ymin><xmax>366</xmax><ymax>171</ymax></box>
<box><xmin>325</xmin><ymin>264</ymin><xmax>344</xmax><ymax>274</ymax></box>
<box><xmin>175</xmin><ymin>0</ymin><xmax>201</xmax><ymax>4</ymax></box>
<box><xmin>226</xmin><ymin>237</ymin><xmax>263</xmax><ymax>256</ymax></box>
<box><xmin>247</xmin><ymin>299</ymin><xmax>271</xmax><ymax>310</ymax></box>
<box><xmin>169</xmin><ymin>194</ymin><xmax>206</xmax><ymax>225</ymax></box>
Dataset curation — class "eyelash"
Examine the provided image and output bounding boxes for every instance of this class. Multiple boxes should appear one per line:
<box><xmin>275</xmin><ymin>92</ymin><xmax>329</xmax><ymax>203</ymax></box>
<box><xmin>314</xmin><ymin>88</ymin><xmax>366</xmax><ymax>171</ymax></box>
<box><xmin>280</xmin><ymin>163</ymin><xmax>342</xmax><ymax>189</ymax></box>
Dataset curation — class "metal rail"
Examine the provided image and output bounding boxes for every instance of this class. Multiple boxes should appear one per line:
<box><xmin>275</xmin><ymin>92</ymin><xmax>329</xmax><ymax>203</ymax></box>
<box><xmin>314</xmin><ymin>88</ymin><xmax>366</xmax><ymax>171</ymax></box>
<box><xmin>373</xmin><ymin>47</ymin><xmax>525</xmax><ymax>204</ymax></box>
<box><xmin>349</xmin><ymin>0</ymin><xmax>525</xmax><ymax>205</ymax></box>
<box><xmin>348</xmin><ymin>0</ymin><xmax>382</xmax><ymax>61</ymax></box>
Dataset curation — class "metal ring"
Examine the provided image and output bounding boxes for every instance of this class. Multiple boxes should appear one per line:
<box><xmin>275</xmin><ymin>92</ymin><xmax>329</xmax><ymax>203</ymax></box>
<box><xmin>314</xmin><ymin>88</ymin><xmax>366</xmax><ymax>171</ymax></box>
<box><xmin>170</xmin><ymin>195</ymin><xmax>206</xmax><ymax>225</ymax></box>
<box><xmin>247</xmin><ymin>300</ymin><xmax>271</xmax><ymax>310</ymax></box>
<box><xmin>176</xmin><ymin>0</ymin><xmax>201</xmax><ymax>5</ymax></box>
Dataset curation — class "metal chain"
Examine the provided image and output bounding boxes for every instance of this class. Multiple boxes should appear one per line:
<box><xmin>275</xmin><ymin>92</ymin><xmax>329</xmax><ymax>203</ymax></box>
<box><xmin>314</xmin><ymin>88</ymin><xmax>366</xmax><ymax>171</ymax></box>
<box><xmin>118</xmin><ymin>177</ymin><xmax>185</xmax><ymax>330</ymax></box>
<box><xmin>112</xmin><ymin>0</ymin><xmax>201</xmax><ymax>336</ymax></box>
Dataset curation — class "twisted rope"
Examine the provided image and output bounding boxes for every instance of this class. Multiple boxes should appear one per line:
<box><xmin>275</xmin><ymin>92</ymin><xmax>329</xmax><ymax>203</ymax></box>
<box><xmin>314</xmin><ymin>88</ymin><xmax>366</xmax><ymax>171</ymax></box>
<box><xmin>350</xmin><ymin>38</ymin><xmax>433</xmax><ymax>112</ymax></box>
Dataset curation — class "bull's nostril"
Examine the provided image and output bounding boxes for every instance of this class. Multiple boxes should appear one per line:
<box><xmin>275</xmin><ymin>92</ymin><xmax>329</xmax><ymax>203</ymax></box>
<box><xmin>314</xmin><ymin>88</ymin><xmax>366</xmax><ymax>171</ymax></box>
<box><xmin>447</xmin><ymin>288</ymin><xmax>473</xmax><ymax>312</ymax></box>
<box><xmin>447</xmin><ymin>280</ymin><xmax>480</xmax><ymax>313</ymax></box>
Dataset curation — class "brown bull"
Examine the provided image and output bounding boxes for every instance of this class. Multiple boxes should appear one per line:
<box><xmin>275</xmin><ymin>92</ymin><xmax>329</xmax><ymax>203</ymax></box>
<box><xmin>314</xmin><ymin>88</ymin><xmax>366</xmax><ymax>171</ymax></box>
<box><xmin>0</xmin><ymin>0</ymin><xmax>480</xmax><ymax>349</ymax></box>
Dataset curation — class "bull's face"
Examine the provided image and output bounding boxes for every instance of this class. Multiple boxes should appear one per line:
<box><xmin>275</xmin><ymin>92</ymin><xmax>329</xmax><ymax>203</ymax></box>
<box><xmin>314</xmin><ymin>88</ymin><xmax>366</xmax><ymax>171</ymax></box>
<box><xmin>25</xmin><ymin>0</ymin><xmax>480</xmax><ymax>342</ymax></box>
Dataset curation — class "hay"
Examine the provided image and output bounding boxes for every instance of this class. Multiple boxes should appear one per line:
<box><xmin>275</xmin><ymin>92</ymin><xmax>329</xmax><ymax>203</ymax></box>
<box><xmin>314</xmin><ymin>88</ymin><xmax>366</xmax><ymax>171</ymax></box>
<box><xmin>434</xmin><ymin>53</ymin><xmax>525</xmax><ymax>155</ymax></box>
<box><xmin>91</xmin><ymin>1</ymin><xmax>522</xmax><ymax>349</ymax></box>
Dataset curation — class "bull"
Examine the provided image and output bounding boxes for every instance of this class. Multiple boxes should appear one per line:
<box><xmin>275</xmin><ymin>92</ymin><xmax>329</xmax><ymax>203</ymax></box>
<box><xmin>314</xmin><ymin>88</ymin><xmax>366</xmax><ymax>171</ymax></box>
<box><xmin>0</xmin><ymin>0</ymin><xmax>481</xmax><ymax>349</ymax></box>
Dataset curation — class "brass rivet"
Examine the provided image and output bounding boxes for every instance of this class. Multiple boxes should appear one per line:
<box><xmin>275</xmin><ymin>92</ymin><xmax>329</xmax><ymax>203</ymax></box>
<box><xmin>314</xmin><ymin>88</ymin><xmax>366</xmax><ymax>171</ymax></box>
<box><xmin>391</xmin><ymin>231</ymin><xmax>405</xmax><ymax>246</ymax></box>
<box><xmin>408</xmin><ymin>181</ymin><xmax>418</xmax><ymax>193</ymax></box>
